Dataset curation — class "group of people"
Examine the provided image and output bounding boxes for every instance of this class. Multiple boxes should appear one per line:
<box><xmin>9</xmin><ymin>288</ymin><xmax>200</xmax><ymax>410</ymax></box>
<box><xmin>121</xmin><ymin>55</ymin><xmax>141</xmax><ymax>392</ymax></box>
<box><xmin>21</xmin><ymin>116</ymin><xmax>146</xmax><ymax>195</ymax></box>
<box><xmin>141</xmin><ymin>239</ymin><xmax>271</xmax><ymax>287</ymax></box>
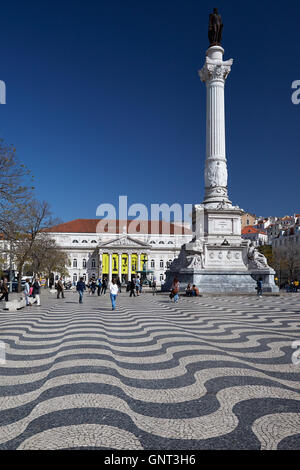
<box><xmin>185</xmin><ymin>283</ymin><xmax>200</xmax><ymax>297</ymax></box>
<box><xmin>284</xmin><ymin>280</ymin><xmax>300</xmax><ymax>293</ymax></box>
<box><xmin>0</xmin><ymin>277</ymin><xmax>41</xmax><ymax>306</ymax></box>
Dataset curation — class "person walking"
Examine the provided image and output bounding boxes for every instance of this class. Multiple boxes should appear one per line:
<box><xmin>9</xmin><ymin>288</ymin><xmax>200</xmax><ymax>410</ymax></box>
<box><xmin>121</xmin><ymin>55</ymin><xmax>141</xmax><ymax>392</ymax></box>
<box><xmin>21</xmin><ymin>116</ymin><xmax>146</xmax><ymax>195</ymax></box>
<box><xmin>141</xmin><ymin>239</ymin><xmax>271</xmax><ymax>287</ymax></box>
<box><xmin>256</xmin><ymin>278</ymin><xmax>263</xmax><ymax>298</ymax></box>
<box><xmin>129</xmin><ymin>278</ymin><xmax>136</xmax><ymax>297</ymax></box>
<box><xmin>97</xmin><ymin>278</ymin><xmax>102</xmax><ymax>296</ymax></box>
<box><xmin>135</xmin><ymin>277</ymin><xmax>140</xmax><ymax>296</ymax></box>
<box><xmin>90</xmin><ymin>279</ymin><xmax>96</xmax><ymax>295</ymax></box>
<box><xmin>32</xmin><ymin>278</ymin><xmax>41</xmax><ymax>306</ymax></box>
<box><xmin>56</xmin><ymin>277</ymin><xmax>65</xmax><ymax>299</ymax></box>
<box><xmin>0</xmin><ymin>278</ymin><xmax>9</xmax><ymax>302</ymax></box>
<box><xmin>101</xmin><ymin>278</ymin><xmax>107</xmax><ymax>295</ymax></box>
<box><xmin>24</xmin><ymin>279</ymin><xmax>32</xmax><ymax>307</ymax></box>
<box><xmin>171</xmin><ymin>277</ymin><xmax>180</xmax><ymax>303</ymax></box>
<box><xmin>152</xmin><ymin>279</ymin><xmax>157</xmax><ymax>295</ymax></box>
<box><xmin>109</xmin><ymin>278</ymin><xmax>119</xmax><ymax>311</ymax></box>
<box><xmin>76</xmin><ymin>277</ymin><xmax>86</xmax><ymax>304</ymax></box>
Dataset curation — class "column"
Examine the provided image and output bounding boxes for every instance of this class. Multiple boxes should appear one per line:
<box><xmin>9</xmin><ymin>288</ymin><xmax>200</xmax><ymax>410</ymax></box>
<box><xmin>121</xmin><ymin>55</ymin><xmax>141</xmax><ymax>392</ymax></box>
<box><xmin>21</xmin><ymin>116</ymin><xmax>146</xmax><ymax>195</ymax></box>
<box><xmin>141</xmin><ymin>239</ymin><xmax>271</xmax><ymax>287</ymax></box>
<box><xmin>137</xmin><ymin>253</ymin><xmax>141</xmax><ymax>272</ymax></box>
<box><xmin>108</xmin><ymin>253</ymin><xmax>112</xmax><ymax>281</ymax></box>
<box><xmin>118</xmin><ymin>253</ymin><xmax>122</xmax><ymax>281</ymax></box>
<box><xmin>199</xmin><ymin>46</ymin><xmax>233</xmax><ymax>206</ymax></box>
<box><xmin>128</xmin><ymin>252</ymin><xmax>132</xmax><ymax>281</ymax></box>
<box><xmin>99</xmin><ymin>252</ymin><xmax>102</xmax><ymax>278</ymax></box>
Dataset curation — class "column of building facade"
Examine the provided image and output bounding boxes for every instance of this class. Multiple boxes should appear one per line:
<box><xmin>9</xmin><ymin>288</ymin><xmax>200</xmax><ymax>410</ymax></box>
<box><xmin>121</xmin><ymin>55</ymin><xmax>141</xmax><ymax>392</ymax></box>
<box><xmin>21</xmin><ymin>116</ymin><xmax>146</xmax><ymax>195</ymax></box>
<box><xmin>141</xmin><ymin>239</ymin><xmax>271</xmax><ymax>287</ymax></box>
<box><xmin>108</xmin><ymin>253</ymin><xmax>112</xmax><ymax>281</ymax></box>
<box><xmin>118</xmin><ymin>253</ymin><xmax>122</xmax><ymax>281</ymax></box>
<box><xmin>128</xmin><ymin>252</ymin><xmax>132</xmax><ymax>281</ymax></box>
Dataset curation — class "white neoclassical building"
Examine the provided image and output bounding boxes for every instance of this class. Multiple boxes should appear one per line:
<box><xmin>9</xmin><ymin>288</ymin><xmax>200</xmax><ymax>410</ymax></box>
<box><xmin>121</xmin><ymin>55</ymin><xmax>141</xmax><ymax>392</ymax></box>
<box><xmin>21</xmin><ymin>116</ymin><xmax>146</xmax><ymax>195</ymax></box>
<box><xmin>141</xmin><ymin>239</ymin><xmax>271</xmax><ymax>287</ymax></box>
<box><xmin>45</xmin><ymin>219</ymin><xmax>192</xmax><ymax>285</ymax></box>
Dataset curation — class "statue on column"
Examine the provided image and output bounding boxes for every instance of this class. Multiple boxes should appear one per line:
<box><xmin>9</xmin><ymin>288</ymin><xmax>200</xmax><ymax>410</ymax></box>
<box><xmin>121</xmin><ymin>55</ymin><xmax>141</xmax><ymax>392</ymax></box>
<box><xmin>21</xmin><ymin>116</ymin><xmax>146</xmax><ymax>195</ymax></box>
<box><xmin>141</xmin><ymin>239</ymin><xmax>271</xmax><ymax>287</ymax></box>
<box><xmin>208</xmin><ymin>8</ymin><xmax>223</xmax><ymax>46</ymax></box>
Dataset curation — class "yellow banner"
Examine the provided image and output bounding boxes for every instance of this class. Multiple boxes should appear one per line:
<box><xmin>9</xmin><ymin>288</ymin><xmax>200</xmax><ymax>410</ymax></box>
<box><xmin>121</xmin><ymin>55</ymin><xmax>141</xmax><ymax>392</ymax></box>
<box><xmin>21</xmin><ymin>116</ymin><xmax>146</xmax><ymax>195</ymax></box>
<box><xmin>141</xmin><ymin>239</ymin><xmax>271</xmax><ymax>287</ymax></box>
<box><xmin>112</xmin><ymin>254</ymin><xmax>118</xmax><ymax>274</ymax></box>
<box><xmin>122</xmin><ymin>254</ymin><xmax>128</xmax><ymax>274</ymax></box>
<box><xmin>102</xmin><ymin>253</ymin><xmax>109</xmax><ymax>274</ymax></box>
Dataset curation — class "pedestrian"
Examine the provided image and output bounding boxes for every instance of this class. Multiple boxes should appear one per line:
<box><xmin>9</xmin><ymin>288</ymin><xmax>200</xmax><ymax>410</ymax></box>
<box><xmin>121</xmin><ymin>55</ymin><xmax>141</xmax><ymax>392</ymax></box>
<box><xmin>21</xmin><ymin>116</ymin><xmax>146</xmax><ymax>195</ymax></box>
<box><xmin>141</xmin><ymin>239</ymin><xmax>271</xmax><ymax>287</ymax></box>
<box><xmin>152</xmin><ymin>279</ymin><xmax>157</xmax><ymax>295</ymax></box>
<box><xmin>129</xmin><ymin>278</ymin><xmax>136</xmax><ymax>297</ymax></box>
<box><xmin>97</xmin><ymin>278</ymin><xmax>102</xmax><ymax>296</ymax></box>
<box><xmin>135</xmin><ymin>277</ymin><xmax>140</xmax><ymax>296</ymax></box>
<box><xmin>56</xmin><ymin>277</ymin><xmax>65</xmax><ymax>299</ymax></box>
<box><xmin>256</xmin><ymin>278</ymin><xmax>263</xmax><ymax>298</ymax></box>
<box><xmin>171</xmin><ymin>277</ymin><xmax>180</xmax><ymax>303</ymax></box>
<box><xmin>161</xmin><ymin>279</ymin><xmax>165</xmax><ymax>291</ymax></box>
<box><xmin>32</xmin><ymin>278</ymin><xmax>41</xmax><ymax>306</ymax></box>
<box><xmin>294</xmin><ymin>280</ymin><xmax>299</xmax><ymax>293</ymax></box>
<box><xmin>90</xmin><ymin>279</ymin><xmax>96</xmax><ymax>295</ymax></box>
<box><xmin>109</xmin><ymin>278</ymin><xmax>119</xmax><ymax>310</ymax></box>
<box><xmin>76</xmin><ymin>277</ymin><xmax>86</xmax><ymax>303</ymax></box>
<box><xmin>185</xmin><ymin>283</ymin><xmax>192</xmax><ymax>297</ymax></box>
<box><xmin>24</xmin><ymin>278</ymin><xmax>32</xmax><ymax>307</ymax></box>
<box><xmin>139</xmin><ymin>278</ymin><xmax>143</xmax><ymax>294</ymax></box>
<box><xmin>101</xmin><ymin>277</ymin><xmax>107</xmax><ymax>295</ymax></box>
<box><xmin>0</xmin><ymin>278</ymin><xmax>9</xmax><ymax>302</ymax></box>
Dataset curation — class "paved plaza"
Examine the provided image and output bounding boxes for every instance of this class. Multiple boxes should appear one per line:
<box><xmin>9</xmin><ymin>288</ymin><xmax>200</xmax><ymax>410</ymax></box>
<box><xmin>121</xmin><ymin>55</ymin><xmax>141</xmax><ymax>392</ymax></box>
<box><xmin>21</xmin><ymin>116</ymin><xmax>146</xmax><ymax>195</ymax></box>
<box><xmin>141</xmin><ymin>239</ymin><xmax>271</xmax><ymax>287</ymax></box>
<box><xmin>0</xmin><ymin>291</ymin><xmax>300</xmax><ymax>450</ymax></box>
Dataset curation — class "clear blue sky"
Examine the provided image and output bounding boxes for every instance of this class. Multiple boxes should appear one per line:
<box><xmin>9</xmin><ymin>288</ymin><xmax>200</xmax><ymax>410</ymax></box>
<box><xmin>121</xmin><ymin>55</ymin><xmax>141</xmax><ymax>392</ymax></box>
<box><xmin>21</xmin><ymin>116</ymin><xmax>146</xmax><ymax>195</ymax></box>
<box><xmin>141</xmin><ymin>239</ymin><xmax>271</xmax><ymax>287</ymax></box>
<box><xmin>0</xmin><ymin>0</ymin><xmax>299</xmax><ymax>222</ymax></box>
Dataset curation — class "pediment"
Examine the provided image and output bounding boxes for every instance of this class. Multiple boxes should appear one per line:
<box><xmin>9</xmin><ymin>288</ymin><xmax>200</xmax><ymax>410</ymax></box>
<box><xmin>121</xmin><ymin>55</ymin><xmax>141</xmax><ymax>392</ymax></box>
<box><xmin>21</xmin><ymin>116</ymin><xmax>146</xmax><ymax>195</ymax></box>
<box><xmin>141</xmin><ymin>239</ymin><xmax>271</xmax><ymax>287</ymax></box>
<box><xmin>99</xmin><ymin>235</ymin><xmax>150</xmax><ymax>248</ymax></box>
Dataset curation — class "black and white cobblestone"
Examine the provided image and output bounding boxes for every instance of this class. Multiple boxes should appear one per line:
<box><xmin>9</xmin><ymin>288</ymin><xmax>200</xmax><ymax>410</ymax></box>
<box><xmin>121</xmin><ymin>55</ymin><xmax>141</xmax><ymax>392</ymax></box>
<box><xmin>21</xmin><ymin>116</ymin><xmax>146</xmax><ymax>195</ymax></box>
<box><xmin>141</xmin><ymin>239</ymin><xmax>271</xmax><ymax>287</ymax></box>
<box><xmin>0</xmin><ymin>291</ymin><xmax>300</xmax><ymax>450</ymax></box>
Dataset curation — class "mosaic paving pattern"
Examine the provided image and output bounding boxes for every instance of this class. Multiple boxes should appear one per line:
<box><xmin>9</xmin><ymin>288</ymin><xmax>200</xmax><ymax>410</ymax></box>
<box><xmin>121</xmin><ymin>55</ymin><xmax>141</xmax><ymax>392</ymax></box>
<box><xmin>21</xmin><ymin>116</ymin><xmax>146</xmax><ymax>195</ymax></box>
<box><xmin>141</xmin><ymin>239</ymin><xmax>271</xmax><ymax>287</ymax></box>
<box><xmin>0</xmin><ymin>292</ymin><xmax>300</xmax><ymax>450</ymax></box>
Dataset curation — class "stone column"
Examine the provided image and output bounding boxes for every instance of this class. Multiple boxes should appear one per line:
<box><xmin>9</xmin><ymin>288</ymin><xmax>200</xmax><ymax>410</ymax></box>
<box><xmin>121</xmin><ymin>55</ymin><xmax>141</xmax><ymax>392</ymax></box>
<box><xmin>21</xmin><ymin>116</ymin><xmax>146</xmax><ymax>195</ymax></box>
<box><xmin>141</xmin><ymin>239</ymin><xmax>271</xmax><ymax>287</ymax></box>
<box><xmin>128</xmin><ymin>252</ymin><xmax>132</xmax><ymax>281</ymax></box>
<box><xmin>199</xmin><ymin>46</ymin><xmax>233</xmax><ymax>207</ymax></box>
<box><xmin>137</xmin><ymin>253</ymin><xmax>141</xmax><ymax>272</ymax></box>
<box><xmin>118</xmin><ymin>253</ymin><xmax>122</xmax><ymax>281</ymax></box>
<box><xmin>99</xmin><ymin>251</ymin><xmax>103</xmax><ymax>279</ymax></box>
<box><xmin>108</xmin><ymin>253</ymin><xmax>112</xmax><ymax>281</ymax></box>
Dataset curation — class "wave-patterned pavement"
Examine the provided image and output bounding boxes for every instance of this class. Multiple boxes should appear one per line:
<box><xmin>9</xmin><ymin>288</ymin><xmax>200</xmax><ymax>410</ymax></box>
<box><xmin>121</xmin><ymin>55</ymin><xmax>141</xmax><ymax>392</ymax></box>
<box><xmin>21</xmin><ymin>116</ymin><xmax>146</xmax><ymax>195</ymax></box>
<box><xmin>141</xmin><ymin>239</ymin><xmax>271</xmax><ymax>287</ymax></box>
<box><xmin>0</xmin><ymin>291</ymin><xmax>300</xmax><ymax>450</ymax></box>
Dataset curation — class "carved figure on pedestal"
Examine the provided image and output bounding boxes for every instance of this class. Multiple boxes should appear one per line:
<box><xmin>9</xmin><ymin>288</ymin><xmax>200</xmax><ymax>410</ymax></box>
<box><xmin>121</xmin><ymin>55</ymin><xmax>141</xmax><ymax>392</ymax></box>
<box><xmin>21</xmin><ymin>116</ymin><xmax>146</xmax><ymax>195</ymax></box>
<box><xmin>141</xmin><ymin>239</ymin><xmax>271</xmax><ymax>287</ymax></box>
<box><xmin>205</xmin><ymin>161</ymin><xmax>228</xmax><ymax>188</ymax></box>
<box><xmin>247</xmin><ymin>242</ymin><xmax>268</xmax><ymax>269</ymax></box>
<box><xmin>187</xmin><ymin>253</ymin><xmax>204</xmax><ymax>269</ymax></box>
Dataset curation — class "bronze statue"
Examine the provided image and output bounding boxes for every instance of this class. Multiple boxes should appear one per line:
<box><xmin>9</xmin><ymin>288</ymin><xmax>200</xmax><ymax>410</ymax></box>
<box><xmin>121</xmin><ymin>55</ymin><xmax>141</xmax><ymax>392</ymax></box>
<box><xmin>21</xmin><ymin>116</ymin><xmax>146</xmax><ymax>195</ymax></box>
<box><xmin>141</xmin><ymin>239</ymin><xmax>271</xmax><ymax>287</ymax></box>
<box><xmin>208</xmin><ymin>8</ymin><xmax>223</xmax><ymax>46</ymax></box>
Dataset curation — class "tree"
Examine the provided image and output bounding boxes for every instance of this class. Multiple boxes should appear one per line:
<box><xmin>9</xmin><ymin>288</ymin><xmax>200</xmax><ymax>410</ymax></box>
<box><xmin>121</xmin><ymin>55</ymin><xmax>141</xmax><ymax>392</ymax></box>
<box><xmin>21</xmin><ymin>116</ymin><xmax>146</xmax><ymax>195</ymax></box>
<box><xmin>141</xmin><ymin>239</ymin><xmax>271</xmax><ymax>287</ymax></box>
<box><xmin>0</xmin><ymin>139</ymin><xmax>33</xmax><ymax>213</ymax></box>
<box><xmin>4</xmin><ymin>200</ymin><xmax>56</xmax><ymax>291</ymax></box>
<box><xmin>30</xmin><ymin>235</ymin><xmax>70</xmax><ymax>284</ymax></box>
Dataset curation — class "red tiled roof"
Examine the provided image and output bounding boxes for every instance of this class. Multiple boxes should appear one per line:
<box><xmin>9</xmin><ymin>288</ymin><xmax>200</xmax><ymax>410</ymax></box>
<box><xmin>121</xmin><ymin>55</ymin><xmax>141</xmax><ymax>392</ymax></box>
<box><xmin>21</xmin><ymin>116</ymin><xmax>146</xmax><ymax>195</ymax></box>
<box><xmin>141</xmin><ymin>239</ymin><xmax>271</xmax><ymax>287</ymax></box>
<box><xmin>242</xmin><ymin>226</ymin><xmax>266</xmax><ymax>235</ymax></box>
<box><xmin>44</xmin><ymin>219</ymin><xmax>192</xmax><ymax>235</ymax></box>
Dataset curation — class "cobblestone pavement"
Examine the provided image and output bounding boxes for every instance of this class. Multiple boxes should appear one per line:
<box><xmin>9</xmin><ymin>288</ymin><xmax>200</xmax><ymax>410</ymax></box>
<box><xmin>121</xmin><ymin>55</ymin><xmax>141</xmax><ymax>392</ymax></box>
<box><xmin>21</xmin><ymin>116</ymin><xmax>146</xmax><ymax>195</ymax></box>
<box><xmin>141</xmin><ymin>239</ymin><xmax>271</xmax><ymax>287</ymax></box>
<box><xmin>0</xmin><ymin>291</ymin><xmax>300</xmax><ymax>450</ymax></box>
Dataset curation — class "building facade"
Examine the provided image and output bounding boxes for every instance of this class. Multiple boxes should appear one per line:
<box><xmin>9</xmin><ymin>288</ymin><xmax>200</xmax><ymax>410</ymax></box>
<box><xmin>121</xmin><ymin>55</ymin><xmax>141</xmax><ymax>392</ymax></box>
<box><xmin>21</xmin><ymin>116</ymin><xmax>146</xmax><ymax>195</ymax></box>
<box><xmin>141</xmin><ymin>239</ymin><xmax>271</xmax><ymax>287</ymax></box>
<box><xmin>45</xmin><ymin>219</ymin><xmax>193</xmax><ymax>285</ymax></box>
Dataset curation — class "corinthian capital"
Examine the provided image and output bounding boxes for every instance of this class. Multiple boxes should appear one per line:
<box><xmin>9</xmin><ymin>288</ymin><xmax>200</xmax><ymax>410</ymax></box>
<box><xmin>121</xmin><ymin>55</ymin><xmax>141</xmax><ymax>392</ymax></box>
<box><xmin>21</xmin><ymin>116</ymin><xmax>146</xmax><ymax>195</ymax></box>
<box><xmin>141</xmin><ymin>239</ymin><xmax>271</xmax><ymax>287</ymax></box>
<box><xmin>199</xmin><ymin>57</ymin><xmax>233</xmax><ymax>83</ymax></box>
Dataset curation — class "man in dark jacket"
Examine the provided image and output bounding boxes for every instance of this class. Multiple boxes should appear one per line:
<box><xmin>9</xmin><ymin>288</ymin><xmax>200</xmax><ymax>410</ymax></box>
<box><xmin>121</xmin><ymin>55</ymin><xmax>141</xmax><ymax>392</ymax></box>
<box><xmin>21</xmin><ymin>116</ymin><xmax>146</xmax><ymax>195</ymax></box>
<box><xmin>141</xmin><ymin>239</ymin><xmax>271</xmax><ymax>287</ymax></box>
<box><xmin>76</xmin><ymin>277</ymin><xmax>86</xmax><ymax>304</ymax></box>
<box><xmin>101</xmin><ymin>278</ymin><xmax>107</xmax><ymax>295</ymax></box>
<box><xmin>56</xmin><ymin>277</ymin><xmax>65</xmax><ymax>299</ymax></box>
<box><xmin>0</xmin><ymin>278</ymin><xmax>9</xmax><ymax>302</ymax></box>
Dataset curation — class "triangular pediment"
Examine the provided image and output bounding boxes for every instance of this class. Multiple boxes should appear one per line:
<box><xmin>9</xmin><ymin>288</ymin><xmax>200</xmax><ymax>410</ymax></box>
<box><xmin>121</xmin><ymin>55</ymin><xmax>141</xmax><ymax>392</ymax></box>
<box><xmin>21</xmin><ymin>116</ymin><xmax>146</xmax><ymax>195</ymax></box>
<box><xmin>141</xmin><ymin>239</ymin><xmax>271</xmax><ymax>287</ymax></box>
<box><xmin>99</xmin><ymin>235</ymin><xmax>150</xmax><ymax>248</ymax></box>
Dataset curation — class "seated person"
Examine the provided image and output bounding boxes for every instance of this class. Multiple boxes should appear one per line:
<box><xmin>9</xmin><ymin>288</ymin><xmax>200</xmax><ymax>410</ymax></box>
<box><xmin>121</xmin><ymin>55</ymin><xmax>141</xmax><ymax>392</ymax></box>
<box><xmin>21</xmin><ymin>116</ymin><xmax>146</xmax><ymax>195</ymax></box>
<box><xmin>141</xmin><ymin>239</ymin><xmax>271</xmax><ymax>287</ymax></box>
<box><xmin>192</xmin><ymin>285</ymin><xmax>200</xmax><ymax>296</ymax></box>
<box><xmin>185</xmin><ymin>283</ymin><xmax>193</xmax><ymax>296</ymax></box>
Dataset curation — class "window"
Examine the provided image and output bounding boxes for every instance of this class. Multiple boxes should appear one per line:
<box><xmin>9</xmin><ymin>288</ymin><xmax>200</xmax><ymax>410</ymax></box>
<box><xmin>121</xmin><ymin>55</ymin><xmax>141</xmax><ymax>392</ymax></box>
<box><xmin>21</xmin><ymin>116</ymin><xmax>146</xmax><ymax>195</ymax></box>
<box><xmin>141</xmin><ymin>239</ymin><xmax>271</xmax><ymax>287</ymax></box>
<box><xmin>91</xmin><ymin>240</ymin><xmax>97</xmax><ymax>244</ymax></box>
<box><xmin>83</xmin><ymin>273</ymin><xmax>86</xmax><ymax>282</ymax></box>
<box><xmin>73</xmin><ymin>274</ymin><xmax>77</xmax><ymax>282</ymax></box>
<box><xmin>168</xmin><ymin>241</ymin><xmax>174</xmax><ymax>245</ymax></box>
<box><xmin>82</xmin><ymin>259</ymin><xmax>87</xmax><ymax>268</ymax></box>
<box><xmin>150</xmin><ymin>241</ymin><xmax>156</xmax><ymax>244</ymax></box>
<box><xmin>82</xmin><ymin>240</ymin><xmax>88</xmax><ymax>244</ymax></box>
<box><xmin>160</xmin><ymin>260</ymin><xmax>164</xmax><ymax>268</ymax></box>
<box><xmin>151</xmin><ymin>259</ymin><xmax>155</xmax><ymax>268</ymax></box>
<box><xmin>73</xmin><ymin>259</ymin><xmax>77</xmax><ymax>268</ymax></box>
<box><xmin>160</xmin><ymin>274</ymin><xmax>164</xmax><ymax>281</ymax></box>
<box><xmin>72</xmin><ymin>240</ymin><xmax>78</xmax><ymax>244</ymax></box>
<box><xmin>159</xmin><ymin>241</ymin><xmax>164</xmax><ymax>245</ymax></box>
<box><xmin>92</xmin><ymin>259</ymin><xmax>96</xmax><ymax>268</ymax></box>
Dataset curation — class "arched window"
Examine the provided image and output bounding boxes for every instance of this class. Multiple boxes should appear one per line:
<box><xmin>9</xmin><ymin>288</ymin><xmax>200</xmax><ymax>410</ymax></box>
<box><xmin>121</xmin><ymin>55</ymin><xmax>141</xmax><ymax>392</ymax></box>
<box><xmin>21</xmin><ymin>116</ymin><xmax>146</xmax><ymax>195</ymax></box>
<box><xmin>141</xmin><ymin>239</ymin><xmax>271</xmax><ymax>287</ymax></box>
<box><xmin>82</xmin><ymin>240</ymin><xmax>88</xmax><ymax>244</ymax></box>
<box><xmin>92</xmin><ymin>259</ymin><xmax>96</xmax><ymax>268</ymax></box>
<box><xmin>72</xmin><ymin>240</ymin><xmax>78</xmax><ymax>244</ymax></box>
<box><xmin>160</xmin><ymin>260</ymin><xmax>164</xmax><ymax>268</ymax></box>
<box><xmin>82</xmin><ymin>259</ymin><xmax>87</xmax><ymax>268</ymax></box>
<box><xmin>160</xmin><ymin>274</ymin><xmax>164</xmax><ymax>281</ymax></box>
<box><xmin>151</xmin><ymin>259</ymin><xmax>155</xmax><ymax>268</ymax></box>
<box><xmin>159</xmin><ymin>241</ymin><xmax>165</xmax><ymax>245</ymax></box>
<box><xmin>150</xmin><ymin>240</ymin><xmax>156</xmax><ymax>244</ymax></box>
<box><xmin>91</xmin><ymin>240</ymin><xmax>97</xmax><ymax>244</ymax></box>
<box><xmin>83</xmin><ymin>273</ymin><xmax>86</xmax><ymax>282</ymax></box>
<box><xmin>73</xmin><ymin>259</ymin><xmax>77</xmax><ymax>268</ymax></box>
<box><xmin>73</xmin><ymin>273</ymin><xmax>77</xmax><ymax>282</ymax></box>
